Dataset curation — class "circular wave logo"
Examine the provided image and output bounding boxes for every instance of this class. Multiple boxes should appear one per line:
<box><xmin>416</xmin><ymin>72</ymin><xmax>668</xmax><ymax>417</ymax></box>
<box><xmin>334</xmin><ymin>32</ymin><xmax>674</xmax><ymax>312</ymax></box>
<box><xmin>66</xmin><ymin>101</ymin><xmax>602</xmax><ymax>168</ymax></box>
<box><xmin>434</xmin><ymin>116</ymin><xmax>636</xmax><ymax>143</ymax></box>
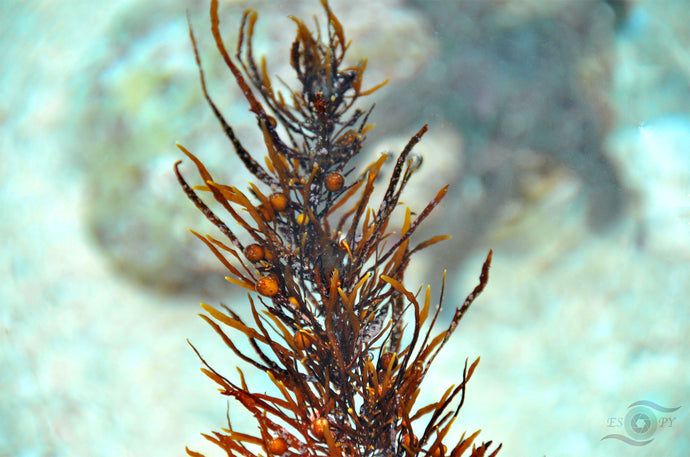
<box><xmin>624</xmin><ymin>405</ymin><xmax>657</xmax><ymax>441</ymax></box>
<box><xmin>602</xmin><ymin>400</ymin><xmax>681</xmax><ymax>446</ymax></box>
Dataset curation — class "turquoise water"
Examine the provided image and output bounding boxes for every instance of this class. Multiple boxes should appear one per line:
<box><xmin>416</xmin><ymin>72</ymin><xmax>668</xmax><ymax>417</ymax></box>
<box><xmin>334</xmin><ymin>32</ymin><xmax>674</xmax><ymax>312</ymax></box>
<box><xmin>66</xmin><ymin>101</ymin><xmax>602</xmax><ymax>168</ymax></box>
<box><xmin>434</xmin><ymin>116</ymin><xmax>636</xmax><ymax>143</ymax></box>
<box><xmin>1</xmin><ymin>1</ymin><xmax>688</xmax><ymax>456</ymax></box>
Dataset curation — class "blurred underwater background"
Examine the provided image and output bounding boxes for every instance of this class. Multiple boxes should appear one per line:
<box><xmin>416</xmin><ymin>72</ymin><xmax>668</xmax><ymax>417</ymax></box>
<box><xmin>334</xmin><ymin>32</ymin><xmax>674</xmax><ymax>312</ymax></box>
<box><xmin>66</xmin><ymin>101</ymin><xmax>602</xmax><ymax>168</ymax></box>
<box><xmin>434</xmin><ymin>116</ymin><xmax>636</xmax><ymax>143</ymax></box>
<box><xmin>1</xmin><ymin>0</ymin><xmax>688</xmax><ymax>455</ymax></box>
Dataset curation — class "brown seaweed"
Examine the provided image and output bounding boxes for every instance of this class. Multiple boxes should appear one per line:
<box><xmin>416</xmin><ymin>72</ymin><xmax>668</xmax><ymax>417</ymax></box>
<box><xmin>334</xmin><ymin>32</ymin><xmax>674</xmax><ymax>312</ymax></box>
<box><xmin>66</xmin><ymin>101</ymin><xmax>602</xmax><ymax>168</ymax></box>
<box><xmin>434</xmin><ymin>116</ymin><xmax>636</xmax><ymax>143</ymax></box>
<box><xmin>177</xmin><ymin>1</ymin><xmax>499</xmax><ymax>456</ymax></box>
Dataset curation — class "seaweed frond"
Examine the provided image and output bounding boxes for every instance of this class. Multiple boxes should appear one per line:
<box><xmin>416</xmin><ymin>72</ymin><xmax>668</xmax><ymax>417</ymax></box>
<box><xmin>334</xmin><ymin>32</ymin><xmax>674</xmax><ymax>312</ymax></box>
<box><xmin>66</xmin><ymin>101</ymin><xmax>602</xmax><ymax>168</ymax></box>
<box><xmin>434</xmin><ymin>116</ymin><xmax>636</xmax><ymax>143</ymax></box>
<box><xmin>177</xmin><ymin>2</ymin><xmax>499</xmax><ymax>456</ymax></box>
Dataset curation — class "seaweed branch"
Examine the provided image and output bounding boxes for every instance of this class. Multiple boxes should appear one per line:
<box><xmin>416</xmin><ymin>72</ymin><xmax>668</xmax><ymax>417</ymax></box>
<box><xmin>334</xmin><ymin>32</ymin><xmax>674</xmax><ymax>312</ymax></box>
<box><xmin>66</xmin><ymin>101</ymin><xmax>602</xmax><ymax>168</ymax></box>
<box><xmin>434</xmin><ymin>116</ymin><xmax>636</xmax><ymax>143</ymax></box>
<box><xmin>178</xmin><ymin>2</ymin><xmax>500</xmax><ymax>456</ymax></box>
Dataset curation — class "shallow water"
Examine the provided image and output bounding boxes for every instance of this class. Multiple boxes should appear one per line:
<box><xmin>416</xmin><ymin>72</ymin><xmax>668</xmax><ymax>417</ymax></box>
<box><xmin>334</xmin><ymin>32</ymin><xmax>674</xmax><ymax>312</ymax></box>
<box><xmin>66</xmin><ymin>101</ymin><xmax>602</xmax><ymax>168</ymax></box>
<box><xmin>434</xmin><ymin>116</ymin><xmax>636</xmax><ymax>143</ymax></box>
<box><xmin>1</xmin><ymin>1</ymin><xmax>688</xmax><ymax>456</ymax></box>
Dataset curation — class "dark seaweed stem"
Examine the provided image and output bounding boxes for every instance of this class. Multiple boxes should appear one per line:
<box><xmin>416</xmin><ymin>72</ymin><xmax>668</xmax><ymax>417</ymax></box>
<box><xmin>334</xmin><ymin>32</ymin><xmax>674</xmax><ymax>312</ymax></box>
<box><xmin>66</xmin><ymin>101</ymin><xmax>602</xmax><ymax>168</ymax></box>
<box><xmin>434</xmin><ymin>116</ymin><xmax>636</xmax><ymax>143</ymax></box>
<box><xmin>179</xmin><ymin>1</ymin><xmax>499</xmax><ymax>457</ymax></box>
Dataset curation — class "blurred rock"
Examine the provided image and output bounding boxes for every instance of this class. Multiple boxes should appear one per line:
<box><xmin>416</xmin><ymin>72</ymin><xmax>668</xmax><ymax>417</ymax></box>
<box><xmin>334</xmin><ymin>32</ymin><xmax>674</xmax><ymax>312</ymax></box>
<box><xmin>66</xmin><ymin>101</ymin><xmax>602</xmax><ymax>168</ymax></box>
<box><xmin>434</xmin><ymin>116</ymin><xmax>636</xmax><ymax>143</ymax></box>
<box><xmin>374</xmin><ymin>0</ymin><xmax>627</xmax><ymax>265</ymax></box>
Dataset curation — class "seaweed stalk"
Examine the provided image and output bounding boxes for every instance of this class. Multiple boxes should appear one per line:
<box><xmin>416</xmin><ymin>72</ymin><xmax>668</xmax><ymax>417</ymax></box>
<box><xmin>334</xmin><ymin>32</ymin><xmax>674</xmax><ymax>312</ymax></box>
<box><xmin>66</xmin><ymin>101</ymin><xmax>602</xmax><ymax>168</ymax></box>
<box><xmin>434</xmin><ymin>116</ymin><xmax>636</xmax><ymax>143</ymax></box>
<box><xmin>178</xmin><ymin>2</ymin><xmax>500</xmax><ymax>456</ymax></box>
